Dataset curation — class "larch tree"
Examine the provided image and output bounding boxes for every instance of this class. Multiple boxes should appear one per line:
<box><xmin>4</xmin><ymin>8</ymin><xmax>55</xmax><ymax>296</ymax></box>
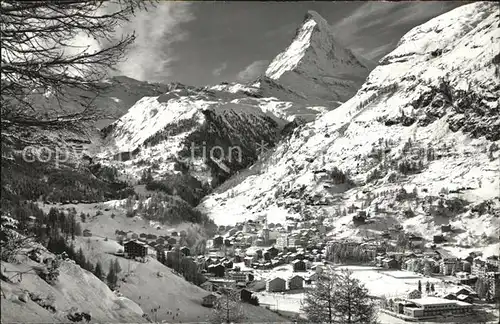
<box><xmin>211</xmin><ymin>287</ymin><xmax>244</xmax><ymax>324</ymax></box>
<box><xmin>113</xmin><ymin>258</ymin><xmax>122</xmax><ymax>275</ymax></box>
<box><xmin>94</xmin><ymin>260</ymin><xmax>103</xmax><ymax>280</ymax></box>
<box><xmin>0</xmin><ymin>0</ymin><xmax>151</xmax><ymax>143</ymax></box>
<box><xmin>106</xmin><ymin>261</ymin><xmax>117</xmax><ymax>290</ymax></box>
<box><xmin>302</xmin><ymin>269</ymin><xmax>378</xmax><ymax>324</ymax></box>
<box><xmin>301</xmin><ymin>271</ymin><xmax>337</xmax><ymax>323</ymax></box>
<box><xmin>332</xmin><ymin>270</ymin><xmax>378</xmax><ymax>324</ymax></box>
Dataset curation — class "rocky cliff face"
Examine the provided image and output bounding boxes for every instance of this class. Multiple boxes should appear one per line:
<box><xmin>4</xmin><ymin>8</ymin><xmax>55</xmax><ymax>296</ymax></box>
<box><xmin>199</xmin><ymin>2</ymin><xmax>500</xmax><ymax>250</ymax></box>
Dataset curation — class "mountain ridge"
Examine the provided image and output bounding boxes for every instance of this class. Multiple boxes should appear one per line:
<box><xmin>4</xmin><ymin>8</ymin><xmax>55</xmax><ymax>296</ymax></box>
<box><xmin>198</xmin><ymin>2</ymin><xmax>500</xmax><ymax>254</ymax></box>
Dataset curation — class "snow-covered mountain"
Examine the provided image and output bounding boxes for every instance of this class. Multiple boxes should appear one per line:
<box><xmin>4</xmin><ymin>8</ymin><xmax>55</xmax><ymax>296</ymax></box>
<box><xmin>98</xmin><ymin>82</ymin><xmax>290</xmax><ymax>187</ymax></box>
<box><xmin>264</xmin><ymin>10</ymin><xmax>372</xmax><ymax>106</ymax></box>
<box><xmin>95</xmin><ymin>10</ymin><xmax>378</xmax><ymax>186</ymax></box>
<box><xmin>199</xmin><ymin>2</ymin><xmax>500</xmax><ymax>251</ymax></box>
<box><xmin>32</xmin><ymin>76</ymin><xmax>170</xmax><ymax>130</ymax></box>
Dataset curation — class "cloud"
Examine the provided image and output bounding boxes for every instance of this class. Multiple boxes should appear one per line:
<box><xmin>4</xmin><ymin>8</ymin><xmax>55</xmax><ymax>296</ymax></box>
<box><xmin>237</xmin><ymin>60</ymin><xmax>270</xmax><ymax>82</ymax></box>
<box><xmin>212</xmin><ymin>62</ymin><xmax>228</xmax><ymax>76</ymax></box>
<box><xmin>331</xmin><ymin>2</ymin><xmax>454</xmax><ymax>61</ymax></box>
<box><xmin>111</xmin><ymin>2</ymin><xmax>195</xmax><ymax>82</ymax></box>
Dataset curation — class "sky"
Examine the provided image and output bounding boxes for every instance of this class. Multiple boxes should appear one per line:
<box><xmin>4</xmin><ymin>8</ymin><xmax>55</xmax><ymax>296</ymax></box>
<box><xmin>112</xmin><ymin>1</ymin><xmax>465</xmax><ymax>86</ymax></box>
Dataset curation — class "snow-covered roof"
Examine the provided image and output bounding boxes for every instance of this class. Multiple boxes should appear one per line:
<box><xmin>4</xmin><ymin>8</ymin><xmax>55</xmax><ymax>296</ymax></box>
<box><xmin>408</xmin><ymin>297</ymin><xmax>472</xmax><ymax>306</ymax></box>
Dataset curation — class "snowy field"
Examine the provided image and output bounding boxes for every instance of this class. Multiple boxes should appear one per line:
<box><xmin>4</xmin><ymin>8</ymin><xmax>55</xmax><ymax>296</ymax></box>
<box><xmin>252</xmin><ymin>265</ymin><xmax>470</xmax><ymax>316</ymax></box>
<box><xmin>336</xmin><ymin>266</ymin><xmax>444</xmax><ymax>299</ymax></box>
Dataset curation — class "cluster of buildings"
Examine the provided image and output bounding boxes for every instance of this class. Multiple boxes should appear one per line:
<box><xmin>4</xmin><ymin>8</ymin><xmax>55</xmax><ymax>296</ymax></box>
<box><xmin>117</xmin><ymin>230</ymin><xmax>189</xmax><ymax>262</ymax></box>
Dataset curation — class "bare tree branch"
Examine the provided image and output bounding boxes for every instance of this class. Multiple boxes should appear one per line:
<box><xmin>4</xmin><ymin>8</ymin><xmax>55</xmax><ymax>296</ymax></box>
<box><xmin>0</xmin><ymin>0</ymin><xmax>153</xmax><ymax>136</ymax></box>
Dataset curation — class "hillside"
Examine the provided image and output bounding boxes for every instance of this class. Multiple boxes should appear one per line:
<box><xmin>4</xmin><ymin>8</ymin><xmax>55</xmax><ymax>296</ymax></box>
<box><xmin>72</xmin><ymin>236</ymin><xmax>290</xmax><ymax>323</ymax></box>
<box><xmin>97</xmin><ymin>82</ymin><xmax>290</xmax><ymax>189</ymax></box>
<box><xmin>198</xmin><ymin>2</ymin><xmax>500</xmax><ymax>253</ymax></box>
<box><xmin>1</xmin><ymin>246</ymin><xmax>145</xmax><ymax>323</ymax></box>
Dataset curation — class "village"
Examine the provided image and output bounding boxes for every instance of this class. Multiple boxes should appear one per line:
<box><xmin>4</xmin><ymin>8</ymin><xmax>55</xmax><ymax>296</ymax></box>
<box><xmin>109</xmin><ymin>211</ymin><xmax>500</xmax><ymax>322</ymax></box>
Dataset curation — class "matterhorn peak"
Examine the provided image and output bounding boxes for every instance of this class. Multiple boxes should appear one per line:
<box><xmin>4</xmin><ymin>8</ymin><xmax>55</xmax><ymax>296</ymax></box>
<box><xmin>303</xmin><ymin>10</ymin><xmax>329</xmax><ymax>29</ymax></box>
<box><xmin>264</xmin><ymin>10</ymin><xmax>371</xmax><ymax>105</ymax></box>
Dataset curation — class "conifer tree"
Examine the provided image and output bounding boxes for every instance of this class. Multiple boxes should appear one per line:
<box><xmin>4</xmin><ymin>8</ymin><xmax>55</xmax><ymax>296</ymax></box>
<box><xmin>94</xmin><ymin>261</ymin><xmax>104</xmax><ymax>280</ymax></box>
<box><xmin>211</xmin><ymin>287</ymin><xmax>244</xmax><ymax>324</ymax></box>
<box><xmin>107</xmin><ymin>262</ymin><xmax>118</xmax><ymax>290</ymax></box>
<box><xmin>76</xmin><ymin>247</ymin><xmax>86</xmax><ymax>268</ymax></box>
<box><xmin>302</xmin><ymin>270</ymin><xmax>377</xmax><ymax>324</ymax></box>
<box><xmin>113</xmin><ymin>258</ymin><xmax>122</xmax><ymax>275</ymax></box>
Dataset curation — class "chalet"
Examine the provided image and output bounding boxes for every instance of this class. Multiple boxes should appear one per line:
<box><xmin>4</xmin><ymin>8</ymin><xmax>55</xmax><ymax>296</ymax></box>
<box><xmin>240</xmin><ymin>289</ymin><xmax>253</xmax><ymax>303</ymax></box>
<box><xmin>287</xmin><ymin>275</ymin><xmax>304</xmax><ymax>290</ymax></box>
<box><xmin>202</xmin><ymin>293</ymin><xmax>219</xmax><ymax>307</ymax></box>
<box><xmin>454</xmin><ymin>272</ymin><xmax>476</xmax><ymax>285</ymax></box>
<box><xmin>381</xmin><ymin>232</ymin><xmax>391</xmax><ymax>239</ymax></box>
<box><xmin>213</xmin><ymin>236</ymin><xmax>224</xmax><ymax>248</ymax></box>
<box><xmin>383</xmin><ymin>258</ymin><xmax>399</xmax><ymax>269</ymax></box>
<box><xmin>293</xmin><ymin>259</ymin><xmax>306</xmax><ymax>272</ymax></box>
<box><xmin>294</xmin><ymin>253</ymin><xmax>305</xmax><ymax>261</ymax></box>
<box><xmin>441</xmin><ymin>224</ymin><xmax>452</xmax><ymax>233</ymax></box>
<box><xmin>201</xmin><ymin>281</ymin><xmax>214</xmax><ymax>292</ymax></box>
<box><xmin>451</xmin><ymin>286</ymin><xmax>477</xmax><ymax>298</ymax></box>
<box><xmin>407</xmin><ymin>289</ymin><xmax>422</xmax><ymax>299</ymax></box>
<box><xmin>408</xmin><ymin>235</ymin><xmax>424</xmax><ymax>249</ymax></box>
<box><xmin>156</xmin><ymin>249</ymin><xmax>165</xmax><ymax>263</ymax></box>
<box><xmin>433</xmin><ymin>235</ymin><xmax>445</xmax><ymax>244</ymax></box>
<box><xmin>266</xmin><ymin>247</ymin><xmax>279</xmax><ymax>258</ymax></box>
<box><xmin>266</xmin><ymin>277</ymin><xmax>286</xmax><ymax>292</ymax></box>
<box><xmin>244</xmin><ymin>256</ymin><xmax>255</xmax><ymax>267</ymax></box>
<box><xmin>124</xmin><ymin>240</ymin><xmax>148</xmax><ymax>259</ymax></box>
<box><xmin>256</xmin><ymin>249</ymin><xmax>263</xmax><ymax>259</ymax></box>
<box><xmin>375</xmin><ymin>255</ymin><xmax>385</xmax><ymax>267</ymax></box>
<box><xmin>208</xmin><ymin>264</ymin><xmax>225</xmax><ymax>277</ymax></box>
<box><xmin>115</xmin><ymin>230</ymin><xmax>127</xmax><ymax>237</ymax></box>
<box><xmin>180</xmin><ymin>246</ymin><xmax>190</xmax><ymax>257</ymax></box>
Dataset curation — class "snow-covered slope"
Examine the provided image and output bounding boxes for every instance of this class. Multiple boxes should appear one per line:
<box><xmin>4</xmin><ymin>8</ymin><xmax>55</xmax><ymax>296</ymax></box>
<box><xmin>1</xmin><ymin>248</ymin><xmax>144</xmax><ymax>323</ymax></box>
<box><xmin>99</xmin><ymin>83</ymin><xmax>290</xmax><ymax>186</ymax></box>
<box><xmin>70</xmin><ymin>236</ymin><xmax>289</xmax><ymax>323</ymax></box>
<box><xmin>199</xmin><ymin>2</ymin><xmax>500</xmax><ymax>251</ymax></box>
<box><xmin>33</xmin><ymin>76</ymin><xmax>169</xmax><ymax>130</ymax></box>
<box><xmin>265</xmin><ymin>10</ymin><xmax>372</xmax><ymax>105</ymax></box>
